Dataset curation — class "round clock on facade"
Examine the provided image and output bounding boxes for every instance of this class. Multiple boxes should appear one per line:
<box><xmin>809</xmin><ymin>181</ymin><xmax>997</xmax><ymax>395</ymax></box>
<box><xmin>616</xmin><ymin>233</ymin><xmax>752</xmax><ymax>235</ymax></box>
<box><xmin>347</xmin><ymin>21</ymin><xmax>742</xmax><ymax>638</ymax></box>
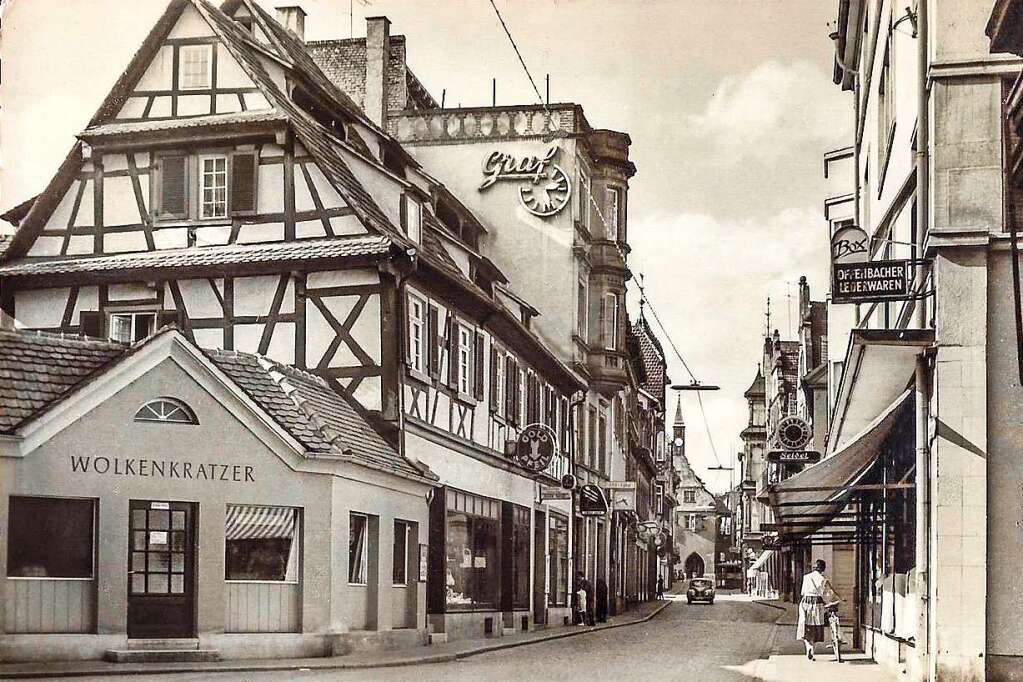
<box><xmin>776</xmin><ymin>415</ymin><xmax>812</xmax><ymax>451</ymax></box>
<box><xmin>519</xmin><ymin>164</ymin><xmax>571</xmax><ymax>217</ymax></box>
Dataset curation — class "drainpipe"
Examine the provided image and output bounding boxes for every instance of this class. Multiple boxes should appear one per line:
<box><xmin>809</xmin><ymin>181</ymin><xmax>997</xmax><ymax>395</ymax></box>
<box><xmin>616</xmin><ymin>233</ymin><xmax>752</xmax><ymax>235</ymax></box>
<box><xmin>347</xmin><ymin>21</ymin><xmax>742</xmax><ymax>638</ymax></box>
<box><xmin>914</xmin><ymin>0</ymin><xmax>930</xmax><ymax>674</ymax></box>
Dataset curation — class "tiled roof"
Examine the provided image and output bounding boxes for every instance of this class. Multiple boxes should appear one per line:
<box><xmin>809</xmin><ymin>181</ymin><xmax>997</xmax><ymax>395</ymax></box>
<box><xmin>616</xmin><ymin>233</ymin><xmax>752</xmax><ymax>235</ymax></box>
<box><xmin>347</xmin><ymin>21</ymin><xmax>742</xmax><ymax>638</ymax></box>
<box><xmin>0</xmin><ymin>330</ymin><xmax>124</xmax><ymax>432</ymax></box>
<box><xmin>207</xmin><ymin>350</ymin><xmax>431</xmax><ymax>480</ymax></box>
<box><xmin>0</xmin><ymin>235</ymin><xmax>391</xmax><ymax>277</ymax></box>
<box><xmin>80</xmin><ymin>110</ymin><xmax>288</xmax><ymax>138</ymax></box>
<box><xmin>631</xmin><ymin>317</ymin><xmax>668</xmax><ymax>405</ymax></box>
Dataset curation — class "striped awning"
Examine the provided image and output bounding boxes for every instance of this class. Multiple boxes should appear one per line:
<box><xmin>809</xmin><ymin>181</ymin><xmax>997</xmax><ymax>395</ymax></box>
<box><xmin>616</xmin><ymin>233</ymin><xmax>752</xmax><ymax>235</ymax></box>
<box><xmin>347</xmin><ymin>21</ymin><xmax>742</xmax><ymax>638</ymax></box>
<box><xmin>225</xmin><ymin>505</ymin><xmax>296</xmax><ymax>541</ymax></box>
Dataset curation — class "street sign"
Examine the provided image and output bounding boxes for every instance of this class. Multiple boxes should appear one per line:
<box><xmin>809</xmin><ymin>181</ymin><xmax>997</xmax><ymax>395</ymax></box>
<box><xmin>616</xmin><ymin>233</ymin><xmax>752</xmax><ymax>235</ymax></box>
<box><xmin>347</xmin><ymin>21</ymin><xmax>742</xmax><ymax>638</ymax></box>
<box><xmin>832</xmin><ymin>259</ymin><xmax>909</xmax><ymax>303</ymax></box>
<box><xmin>767</xmin><ymin>450</ymin><xmax>822</xmax><ymax>464</ymax></box>
<box><xmin>579</xmin><ymin>484</ymin><xmax>609</xmax><ymax>516</ymax></box>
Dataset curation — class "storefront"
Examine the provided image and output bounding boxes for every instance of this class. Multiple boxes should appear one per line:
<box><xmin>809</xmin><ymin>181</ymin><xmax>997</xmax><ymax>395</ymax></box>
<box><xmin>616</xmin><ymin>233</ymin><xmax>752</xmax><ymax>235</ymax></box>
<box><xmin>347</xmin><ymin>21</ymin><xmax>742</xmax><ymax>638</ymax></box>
<box><xmin>0</xmin><ymin>329</ymin><xmax>435</xmax><ymax>662</ymax></box>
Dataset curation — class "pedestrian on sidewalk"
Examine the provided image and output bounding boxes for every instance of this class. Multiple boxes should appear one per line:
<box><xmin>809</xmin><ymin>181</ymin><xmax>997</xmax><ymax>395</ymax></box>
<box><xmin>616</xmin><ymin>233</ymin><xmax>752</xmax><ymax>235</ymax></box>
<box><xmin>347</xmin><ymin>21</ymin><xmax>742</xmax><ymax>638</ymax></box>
<box><xmin>656</xmin><ymin>576</ymin><xmax>664</xmax><ymax>600</ymax></box>
<box><xmin>575</xmin><ymin>572</ymin><xmax>594</xmax><ymax>626</ymax></box>
<box><xmin>595</xmin><ymin>577</ymin><xmax>608</xmax><ymax>622</ymax></box>
<box><xmin>796</xmin><ymin>559</ymin><xmax>840</xmax><ymax>661</ymax></box>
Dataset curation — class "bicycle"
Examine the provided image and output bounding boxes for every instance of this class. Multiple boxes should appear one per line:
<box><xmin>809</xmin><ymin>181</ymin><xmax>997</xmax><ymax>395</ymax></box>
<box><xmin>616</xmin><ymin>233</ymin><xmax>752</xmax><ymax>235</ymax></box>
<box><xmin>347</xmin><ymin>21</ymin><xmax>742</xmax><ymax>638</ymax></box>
<box><xmin>825</xmin><ymin>601</ymin><xmax>843</xmax><ymax>663</ymax></box>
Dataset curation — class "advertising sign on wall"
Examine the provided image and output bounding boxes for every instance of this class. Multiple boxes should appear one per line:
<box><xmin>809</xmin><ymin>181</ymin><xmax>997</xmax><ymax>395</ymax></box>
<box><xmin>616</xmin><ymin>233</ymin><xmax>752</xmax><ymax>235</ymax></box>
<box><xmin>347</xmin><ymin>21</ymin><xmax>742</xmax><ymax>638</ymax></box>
<box><xmin>830</xmin><ymin>224</ymin><xmax>911</xmax><ymax>304</ymax></box>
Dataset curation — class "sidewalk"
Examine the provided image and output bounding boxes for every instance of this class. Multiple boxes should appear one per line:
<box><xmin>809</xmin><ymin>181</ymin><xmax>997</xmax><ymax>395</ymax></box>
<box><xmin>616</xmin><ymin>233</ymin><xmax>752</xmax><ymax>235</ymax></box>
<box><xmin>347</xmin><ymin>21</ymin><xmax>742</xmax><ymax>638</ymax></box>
<box><xmin>0</xmin><ymin>599</ymin><xmax>671</xmax><ymax>679</ymax></box>
<box><xmin>751</xmin><ymin>598</ymin><xmax>900</xmax><ymax>682</ymax></box>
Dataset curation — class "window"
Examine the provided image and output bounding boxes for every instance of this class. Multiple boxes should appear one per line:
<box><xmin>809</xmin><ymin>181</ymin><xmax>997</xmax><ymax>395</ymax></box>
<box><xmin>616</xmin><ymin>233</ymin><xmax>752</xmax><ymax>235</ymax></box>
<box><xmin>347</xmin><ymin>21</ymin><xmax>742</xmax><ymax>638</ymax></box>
<box><xmin>492</xmin><ymin>348</ymin><xmax>505</xmax><ymax>416</ymax></box>
<box><xmin>683</xmin><ymin>489</ymin><xmax>696</xmax><ymax>504</ymax></box>
<box><xmin>199</xmin><ymin>155</ymin><xmax>228</xmax><ymax>219</ymax></box>
<box><xmin>179</xmin><ymin>44</ymin><xmax>212</xmax><ymax>90</ymax></box>
<box><xmin>598</xmin><ymin>410</ymin><xmax>608</xmax><ymax>474</ymax></box>
<box><xmin>393</xmin><ymin>520</ymin><xmax>410</xmax><ymax>585</ymax></box>
<box><xmin>445</xmin><ymin>490</ymin><xmax>500</xmax><ymax>610</ymax></box>
<box><xmin>518</xmin><ymin>367</ymin><xmax>527</xmax><ymax>425</ymax></box>
<box><xmin>457</xmin><ymin>325</ymin><xmax>473</xmax><ymax>396</ymax></box>
<box><xmin>225</xmin><ymin>505</ymin><xmax>300</xmax><ymax>582</ymax></box>
<box><xmin>135</xmin><ymin>397</ymin><xmax>198</xmax><ymax>424</ymax></box>
<box><xmin>349</xmin><ymin>513</ymin><xmax>369</xmax><ymax>584</ymax></box>
<box><xmin>109</xmin><ymin>311</ymin><xmax>156</xmax><ymax>344</ymax></box>
<box><xmin>577</xmin><ymin>279</ymin><xmax>588</xmax><ymax>338</ymax></box>
<box><xmin>577</xmin><ymin>166</ymin><xmax>590</xmax><ymax>230</ymax></box>
<box><xmin>603</xmin><ymin>293</ymin><xmax>618</xmax><ymax>350</ymax></box>
<box><xmin>574</xmin><ymin>404</ymin><xmax>586</xmax><ymax>463</ymax></box>
<box><xmin>548</xmin><ymin>513</ymin><xmax>569</xmax><ymax>606</ymax></box>
<box><xmin>153</xmin><ymin>151</ymin><xmax>257</xmax><ymax>222</ymax></box>
<box><xmin>655</xmin><ymin>484</ymin><xmax>664</xmax><ymax>515</ymax></box>
<box><xmin>878</xmin><ymin>32</ymin><xmax>895</xmax><ymax>176</ymax></box>
<box><xmin>587</xmin><ymin>407</ymin><xmax>597</xmax><ymax>469</ymax></box>
<box><xmin>606</xmin><ymin>187</ymin><xmax>620</xmax><ymax>241</ymax></box>
<box><xmin>7</xmin><ymin>497</ymin><xmax>94</xmax><ymax>578</ymax></box>
<box><xmin>403</xmin><ymin>196</ymin><xmax>423</xmax><ymax>243</ymax></box>
<box><xmin>407</xmin><ymin>295</ymin><xmax>425</xmax><ymax>374</ymax></box>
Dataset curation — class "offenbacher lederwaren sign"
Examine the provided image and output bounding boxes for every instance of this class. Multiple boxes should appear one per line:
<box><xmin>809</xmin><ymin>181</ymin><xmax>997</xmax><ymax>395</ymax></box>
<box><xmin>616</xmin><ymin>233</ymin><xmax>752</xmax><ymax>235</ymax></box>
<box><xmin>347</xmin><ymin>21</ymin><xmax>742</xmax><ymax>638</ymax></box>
<box><xmin>830</xmin><ymin>224</ymin><xmax>910</xmax><ymax>303</ymax></box>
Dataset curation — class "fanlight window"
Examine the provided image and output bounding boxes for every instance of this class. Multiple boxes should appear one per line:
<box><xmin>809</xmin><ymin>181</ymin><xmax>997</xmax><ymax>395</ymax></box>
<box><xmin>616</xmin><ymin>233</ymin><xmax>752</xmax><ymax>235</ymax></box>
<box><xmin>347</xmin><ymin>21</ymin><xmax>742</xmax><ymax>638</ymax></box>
<box><xmin>134</xmin><ymin>398</ymin><xmax>198</xmax><ymax>425</ymax></box>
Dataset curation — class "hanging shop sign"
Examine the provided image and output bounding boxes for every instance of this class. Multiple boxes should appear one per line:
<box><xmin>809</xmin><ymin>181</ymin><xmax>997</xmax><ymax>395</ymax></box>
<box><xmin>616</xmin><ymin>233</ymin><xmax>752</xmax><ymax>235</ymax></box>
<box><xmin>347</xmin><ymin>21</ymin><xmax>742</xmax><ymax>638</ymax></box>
<box><xmin>832</xmin><ymin>260</ymin><xmax>910</xmax><ymax>303</ymax></box>
<box><xmin>513</xmin><ymin>423</ymin><xmax>557</xmax><ymax>473</ymax></box>
<box><xmin>831</xmin><ymin>224</ymin><xmax>870</xmax><ymax>264</ymax></box>
<box><xmin>539</xmin><ymin>484</ymin><xmax>572</xmax><ymax>501</ymax></box>
<box><xmin>579</xmin><ymin>484</ymin><xmax>609</xmax><ymax>516</ymax></box>
<box><xmin>605</xmin><ymin>482</ymin><xmax>637</xmax><ymax>513</ymax></box>
<box><xmin>768</xmin><ymin>416</ymin><xmax>821</xmax><ymax>464</ymax></box>
<box><xmin>767</xmin><ymin>450</ymin><xmax>822</xmax><ymax>464</ymax></box>
<box><xmin>478</xmin><ymin>146</ymin><xmax>572</xmax><ymax>217</ymax></box>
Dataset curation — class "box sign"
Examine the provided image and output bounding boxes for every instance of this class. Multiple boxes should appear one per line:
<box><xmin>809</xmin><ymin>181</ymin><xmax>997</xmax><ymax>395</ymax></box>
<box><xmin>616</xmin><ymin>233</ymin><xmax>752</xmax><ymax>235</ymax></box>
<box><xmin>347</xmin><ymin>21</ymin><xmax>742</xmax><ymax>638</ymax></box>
<box><xmin>766</xmin><ymin>450</ymin><xmax>822</xmax><ymax>465</ymax></box>
<box><xmin>832</xmin><ymin>260</ymin><xmax>909</xmax><ymax>303</ymax></box>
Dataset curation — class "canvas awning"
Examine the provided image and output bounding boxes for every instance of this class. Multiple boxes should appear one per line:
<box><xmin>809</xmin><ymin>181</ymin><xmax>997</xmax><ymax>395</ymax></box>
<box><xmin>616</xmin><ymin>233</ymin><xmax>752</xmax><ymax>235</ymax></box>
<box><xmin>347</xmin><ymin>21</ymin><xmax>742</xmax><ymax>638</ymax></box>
<box><xmin>769</xmin><ymin>389</ymin><xmax>912</xmax><ymax>539</ymax></box>
<box><xmin>225</xmin><ymin>505</ymin><xmax>296</xmax><ymax>540</ymax></box>
<box><xmin>748</xmin><ymin>550</ymin><xmax>773</xmax><ymax>575</ymax></box>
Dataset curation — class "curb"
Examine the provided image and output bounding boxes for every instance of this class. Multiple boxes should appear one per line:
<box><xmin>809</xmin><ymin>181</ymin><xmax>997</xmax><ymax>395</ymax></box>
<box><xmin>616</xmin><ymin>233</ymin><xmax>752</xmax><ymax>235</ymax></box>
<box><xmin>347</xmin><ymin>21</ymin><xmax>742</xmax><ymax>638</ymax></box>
<box><xmin>0</xmin><ymin>601</ymin><xmax>672</xmax><ymax>680</ymax></box>
<box><xmin>753</xmin><ymin>599</ymin><xmax>787</xmax><ymax>611</ymax></box>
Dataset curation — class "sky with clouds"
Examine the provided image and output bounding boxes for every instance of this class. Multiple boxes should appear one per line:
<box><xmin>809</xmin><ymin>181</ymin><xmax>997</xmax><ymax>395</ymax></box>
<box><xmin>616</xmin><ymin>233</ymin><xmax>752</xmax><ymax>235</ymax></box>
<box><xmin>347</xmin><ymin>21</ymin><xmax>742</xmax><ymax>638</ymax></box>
<box><xmin>3</xmin><ymin>0</ymin><xmax>852</xmax><ymax>492</ymax></box>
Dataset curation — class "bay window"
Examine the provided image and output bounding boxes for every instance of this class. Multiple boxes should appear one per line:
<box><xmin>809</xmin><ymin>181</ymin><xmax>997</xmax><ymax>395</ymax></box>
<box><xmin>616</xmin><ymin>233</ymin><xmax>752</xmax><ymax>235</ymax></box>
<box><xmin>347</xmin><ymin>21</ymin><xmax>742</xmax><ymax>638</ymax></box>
<box><xmin>445</xmin><ymin>490</ymin><xmax>500</xmax><ymax>610</ymax></box>
<box><xmin>7</xmin><ymin>497</ymin><xmax>95</xmax><ymax>578</ymax></box>
<box><xmin>603</xmin><ymin>293</ymin><xmax>619</xmax><ymax>350</ymax></box>
<box><xmin>606</xmin><ymin>187</ymin><xmax>620</xmax><ymax>241</ymax></box>
<box><xmin>224</xmin><ymin>505</ymin><xmax>300</xmax><ymax>582</ymax></box>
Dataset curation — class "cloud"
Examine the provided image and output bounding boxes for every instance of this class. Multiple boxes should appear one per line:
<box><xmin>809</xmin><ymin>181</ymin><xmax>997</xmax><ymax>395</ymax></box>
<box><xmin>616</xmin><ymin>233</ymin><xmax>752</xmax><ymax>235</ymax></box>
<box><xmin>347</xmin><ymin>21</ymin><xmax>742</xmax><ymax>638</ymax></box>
<box><xmin>686</xmin><ymin>60</ymin><xmax>851</xmax><ymax>159</ymax></box>
<box><xmin>628</xmin><ymin>206</ymin><xmax>831</xmax><ymax>491</ymax></box>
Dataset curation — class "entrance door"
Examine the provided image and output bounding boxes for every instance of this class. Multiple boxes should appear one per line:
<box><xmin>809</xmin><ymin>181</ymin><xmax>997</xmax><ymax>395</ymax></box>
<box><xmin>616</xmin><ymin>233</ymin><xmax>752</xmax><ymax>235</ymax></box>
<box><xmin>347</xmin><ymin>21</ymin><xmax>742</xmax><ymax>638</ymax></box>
<box><xmin>128</xmin><ymin>500</ymin><xmax>196</xmax><ymax>638</ymax></box>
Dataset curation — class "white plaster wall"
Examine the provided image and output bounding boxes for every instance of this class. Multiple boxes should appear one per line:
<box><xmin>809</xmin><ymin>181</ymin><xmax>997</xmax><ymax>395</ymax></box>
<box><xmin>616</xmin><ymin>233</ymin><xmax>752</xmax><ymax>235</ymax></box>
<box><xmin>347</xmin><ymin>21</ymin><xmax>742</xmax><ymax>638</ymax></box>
<box><xmin>167</xmin><ymin>5</ymin><xmax>215</xmax><ymax>39</ymax></box>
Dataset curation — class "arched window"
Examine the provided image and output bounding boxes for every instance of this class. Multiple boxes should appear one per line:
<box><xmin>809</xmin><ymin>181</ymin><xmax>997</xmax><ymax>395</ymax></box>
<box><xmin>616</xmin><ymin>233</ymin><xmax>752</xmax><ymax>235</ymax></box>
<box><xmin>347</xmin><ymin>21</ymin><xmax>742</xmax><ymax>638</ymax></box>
<box><xmin>134</xmin><ymin>398</ymin><xmax>198</xmax><ymax>425</ymax></box>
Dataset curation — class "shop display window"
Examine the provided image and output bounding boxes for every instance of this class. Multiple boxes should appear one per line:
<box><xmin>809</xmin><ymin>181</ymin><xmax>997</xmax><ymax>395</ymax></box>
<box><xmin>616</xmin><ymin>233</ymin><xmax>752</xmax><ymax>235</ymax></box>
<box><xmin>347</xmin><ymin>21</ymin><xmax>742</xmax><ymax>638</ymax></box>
<box><xmin>7</xmin><ymin>496</ymin><xmax>95</xmax><ymax>578</ymax></box>
<box><xmin>224</xmin><ymin>505</ymin><xmax>300</xmax><ymax>582</ymax></box>
<box><xmin>445</xmin><ymin>490</ymin><xmax>500</xmax><ymax>610</ymax></box>
<box><xmin>548</xmin><ymin>513</ymin><xmax>569</xmax><ymax>606</ymax></box>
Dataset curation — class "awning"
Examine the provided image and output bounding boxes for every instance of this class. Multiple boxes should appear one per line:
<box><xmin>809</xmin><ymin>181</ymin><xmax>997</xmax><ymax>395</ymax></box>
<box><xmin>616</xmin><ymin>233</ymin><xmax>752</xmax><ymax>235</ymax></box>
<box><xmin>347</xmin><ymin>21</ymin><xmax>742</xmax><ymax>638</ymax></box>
<box><xmin>828</xmin><ymin>328</ymin><xmax>931</xmax><ymax>454</ymax></box>
<box><xmin>748</xmin><ymin>550</ymin><xmax>773</xmax><ymax>575</ymax></box>
<box><xmin>769</xmin><ymin>388</ymin><xmax>913</xmax><ymax>539</ymax></box>
<box><xmin>225</xmin><ymin>505</ymin><xmax>297</xmax><ymax>541</ymax></box>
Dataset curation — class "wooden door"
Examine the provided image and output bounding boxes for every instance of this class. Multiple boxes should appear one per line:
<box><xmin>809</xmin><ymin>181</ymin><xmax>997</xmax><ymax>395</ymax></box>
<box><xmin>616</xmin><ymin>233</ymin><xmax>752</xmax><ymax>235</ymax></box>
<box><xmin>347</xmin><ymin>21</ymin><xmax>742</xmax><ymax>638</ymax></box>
<box><xmin>127</xmin><ymin>500</ymin><xmax>196</xmax><ymax>638</ymax></box>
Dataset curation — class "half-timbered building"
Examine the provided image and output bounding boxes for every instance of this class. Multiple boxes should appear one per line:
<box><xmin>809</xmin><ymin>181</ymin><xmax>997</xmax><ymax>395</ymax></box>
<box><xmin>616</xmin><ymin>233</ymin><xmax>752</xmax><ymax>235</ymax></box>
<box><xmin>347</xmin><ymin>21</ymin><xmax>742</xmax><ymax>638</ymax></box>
<box><xmin>0</xmin><ymin>0</ymin><xmax>584</xmax><ymax>659</ymax></box>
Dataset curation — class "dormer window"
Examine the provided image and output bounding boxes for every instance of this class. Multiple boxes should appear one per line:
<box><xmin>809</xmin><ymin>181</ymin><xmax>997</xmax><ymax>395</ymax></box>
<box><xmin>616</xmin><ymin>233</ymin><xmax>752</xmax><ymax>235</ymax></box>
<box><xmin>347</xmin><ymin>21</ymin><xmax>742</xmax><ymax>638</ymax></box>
<box><xmin>110</xmin><ymin>311</ymin><xmax>156</xmax><ymax>344</ymax></box>
<box><xmin>402</xmin><ymin>194</ymin><xmax>422</xmax><ymax>243</ymax></box>
<box><xmin>179</xmin><ymin>45</ymin><xmax>212</xmax><ymax>90</ymax></box>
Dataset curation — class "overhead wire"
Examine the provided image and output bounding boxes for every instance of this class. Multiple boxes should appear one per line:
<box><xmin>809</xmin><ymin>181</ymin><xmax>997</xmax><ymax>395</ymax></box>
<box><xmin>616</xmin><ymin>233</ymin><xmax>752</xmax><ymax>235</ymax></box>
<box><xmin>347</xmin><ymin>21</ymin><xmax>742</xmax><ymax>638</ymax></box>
<box><xmin>484</xmin><ymin>0</ymin><xmax>725</xmax><ymax>472</ymax></box>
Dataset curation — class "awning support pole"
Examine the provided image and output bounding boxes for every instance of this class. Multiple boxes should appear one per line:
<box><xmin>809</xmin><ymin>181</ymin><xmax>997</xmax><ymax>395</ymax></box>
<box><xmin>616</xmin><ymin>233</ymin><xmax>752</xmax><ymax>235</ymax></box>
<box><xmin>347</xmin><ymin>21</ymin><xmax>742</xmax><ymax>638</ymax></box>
<box><xmin>915</xmin><ymin>349</ymin><xmax>931</xmax><ymax>666</ymax></box>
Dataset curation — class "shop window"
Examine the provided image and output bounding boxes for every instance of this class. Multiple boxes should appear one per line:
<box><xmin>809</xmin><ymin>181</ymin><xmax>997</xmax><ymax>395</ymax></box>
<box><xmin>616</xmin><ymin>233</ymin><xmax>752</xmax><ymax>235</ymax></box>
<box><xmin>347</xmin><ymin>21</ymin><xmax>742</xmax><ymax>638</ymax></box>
<box><xmin>349</xmin><ymin>513</ymin><xmax>370</xmax><ymax>584</ymax></box>
<box><xmin>134</xmin><ymin>397</ymin><xmax>198</xmax><ymax>425</ymax></box>
<box><xmin>547</xmin><ymin>513</ymin><xmax>569</xmax><ymax>606</ymax></box>
<box><xmin>445</xmin><ymin>490</ymin><xmax>500</xmax><ymax>610</ymax></box>
<box><xmin>7</xmin><ymin>497</ymin><xmax>95</xmax><ymax>578</ymax></box>
<box><xmin>224</xmin><ymin>505</ymin><xmax>301</xmax><ymax>582</ymax></box>
<box><xmin>179</xmin><ymin>44</ymin><xmax>212</xmax><ymax>90</ymax></box>
<box><xmin>110</xmin><ymin>311</ymin><xmax>156</xmax><ymax>344</ymax></box>
<box><xmin>510</xmin><ymin>506</ymin><xmax>530</xmax><ymax>609</ymax></box>
<box><xmin>407</xmin><ymin>294</ymin><xmax>425</xmax><ymax>374</ymax></box>
<box><xmin>393</xmin><ymin>520</ymin><xmax>410</xmax><ymax>585</ymax></box>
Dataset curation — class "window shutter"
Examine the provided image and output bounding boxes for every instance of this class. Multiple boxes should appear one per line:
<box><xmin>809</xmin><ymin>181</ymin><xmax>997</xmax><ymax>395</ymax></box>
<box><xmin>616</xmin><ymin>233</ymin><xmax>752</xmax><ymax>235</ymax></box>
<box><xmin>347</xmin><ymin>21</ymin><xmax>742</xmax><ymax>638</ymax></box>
<box><xmin>447</xmin><ymin>316</ymin><xmax>459</xmax><ymax>388</ymax></box>
<box><xmin>505</xmin><ymin>356</ymin><xmax>516</xmax><ymax>421</ymax></box>
<box><xmin>79</xmin><ymin>311</ymin><xmax>103</xmax><ymax>338</ymax></box>
<box><xmin>427</xmin><ymin>304</ymin><xmax>440</xmax><ymax>378</ymax></box>
<box><xmin>157</xmin><ymin>154</ymin><xmax>188</xmax><ymax>220</ymax></box>
<box><xmin>489</xmin><ymin>348</ymin><xmax>499</xmax><ymax>413</ymax></box>
<box><xmin>526</xmin><ymin>373</ymin><xmax>536</xmax><ymax>424</ymax></box>
<box><xmin>514</xmin><ymin>367</ymin><xmax>523</xmax><ymax>425</ymax></box>
<box><xmin>156</xmin><ymin>309</ymin><xmax>184</xmax><ymax>329</ymax></box>
<box><xmin>473</xmin><ymin>331</ymin><xmax>485</xmax><ymax>401</ymax></box>
<box><xmin>230</xmin><ymin>151</ymin><xmax>258</xmax><ymax>215</ymax></box>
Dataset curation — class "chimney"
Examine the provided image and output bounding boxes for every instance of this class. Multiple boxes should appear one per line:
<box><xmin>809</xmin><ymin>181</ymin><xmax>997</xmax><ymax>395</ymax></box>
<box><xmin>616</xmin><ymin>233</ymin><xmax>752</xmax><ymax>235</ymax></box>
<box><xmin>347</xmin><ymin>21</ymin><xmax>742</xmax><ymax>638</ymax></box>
<box><xmin>275</xmin><ymin>5</ymin><xmax>307</xmax><ymax>42</ymax></box>
<box><xmin>365</xmin><ymin>16</ymin><xmax>391</xmax><ymax>127</ymax></box>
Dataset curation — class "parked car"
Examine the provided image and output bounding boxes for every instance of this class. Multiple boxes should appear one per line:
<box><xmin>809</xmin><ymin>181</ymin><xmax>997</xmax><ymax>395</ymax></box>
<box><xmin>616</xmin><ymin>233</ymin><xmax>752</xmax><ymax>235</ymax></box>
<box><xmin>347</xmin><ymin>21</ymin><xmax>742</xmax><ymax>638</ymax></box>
<box><xmin>686</xmin><ymin>577</ymin><xmax>715</xmax><ymax>604</ymax></box>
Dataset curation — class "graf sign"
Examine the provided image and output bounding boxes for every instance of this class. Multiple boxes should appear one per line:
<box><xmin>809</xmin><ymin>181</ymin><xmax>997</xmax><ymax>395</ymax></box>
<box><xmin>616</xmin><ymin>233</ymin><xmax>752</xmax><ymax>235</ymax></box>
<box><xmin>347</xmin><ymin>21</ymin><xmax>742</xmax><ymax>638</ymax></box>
<box><xmin>478</xmin><ymin>146</ymin><xmax>572</xmax><ymax>217</ymax></box>
<box><xmin>832</xmin><ymin>260</ymin><xmax>909</xmax><ymax>303</ymax></box>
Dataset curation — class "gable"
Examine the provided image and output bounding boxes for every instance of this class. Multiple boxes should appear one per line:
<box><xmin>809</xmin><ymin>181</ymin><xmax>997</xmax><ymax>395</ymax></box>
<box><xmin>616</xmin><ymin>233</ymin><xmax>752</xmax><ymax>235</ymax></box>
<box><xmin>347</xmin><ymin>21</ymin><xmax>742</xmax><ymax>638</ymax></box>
<box><xmin>116</xmin><ymin>5</ymin><xmax>268</xmax><ymax>122</ymax></box>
